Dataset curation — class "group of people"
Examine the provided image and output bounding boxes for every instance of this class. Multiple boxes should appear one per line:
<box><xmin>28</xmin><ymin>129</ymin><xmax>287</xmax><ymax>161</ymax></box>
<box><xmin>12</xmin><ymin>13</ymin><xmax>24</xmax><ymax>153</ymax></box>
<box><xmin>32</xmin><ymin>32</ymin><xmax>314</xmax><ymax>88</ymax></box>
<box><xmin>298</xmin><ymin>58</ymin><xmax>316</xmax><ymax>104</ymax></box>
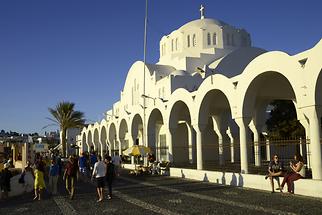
<box><xmin>61</xmin><ymin>152</ymin><xmax>119</xmax><ymax>202</ymax></box>
<box><xmin>33</xmin><ymin>152</ymin><xmax>62</xmax><ymax>200</ymax></box>
<box><xmin>265</xmin><ymin>153</ymin><xmax>305</xmax><ymax>194</ymax></box>
<box><xmin>0</xmin><ymin>150</ymin><xmax>307</xmax><ymax>201</ymax></box>
<box><xmin>1</xmin><ymin>150</ymin><xmax>118</xmax><ymax>202</ymax></box>
<box><xmin>91</xmin><ymin>155</ymin><xmax>115</xmax><ymax>202</ymax></box>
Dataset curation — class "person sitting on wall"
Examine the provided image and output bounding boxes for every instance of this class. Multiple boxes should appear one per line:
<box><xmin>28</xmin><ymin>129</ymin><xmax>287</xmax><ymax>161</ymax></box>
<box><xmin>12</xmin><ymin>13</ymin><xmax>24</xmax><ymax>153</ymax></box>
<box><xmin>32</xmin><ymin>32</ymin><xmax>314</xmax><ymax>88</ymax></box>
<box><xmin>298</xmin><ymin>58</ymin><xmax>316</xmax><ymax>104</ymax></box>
<box><xmin>277</xmin><ymin>153</ymin><xmax>305</xmax><ymax>194</ymax></box>
<box><xmin>265</xmin><ymin>154</ymin><xmax>284</xmax><ymax>193</ymax></box>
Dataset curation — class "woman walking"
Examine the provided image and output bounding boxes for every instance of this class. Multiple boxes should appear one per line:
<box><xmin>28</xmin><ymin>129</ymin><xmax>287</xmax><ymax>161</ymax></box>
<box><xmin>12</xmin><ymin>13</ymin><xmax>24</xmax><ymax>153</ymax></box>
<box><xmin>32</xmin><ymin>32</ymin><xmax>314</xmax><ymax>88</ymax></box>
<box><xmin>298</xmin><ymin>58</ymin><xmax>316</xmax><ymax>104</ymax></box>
<box><xmin>63</xmin><ymin>155</ymin><xmax>79</xmax><ymax>199</ymax></box>
<box><xmin>92</xmin><ymin>155</ymin><xmax>106</xmax><ymax>202</ymax></box>
<box><xmin>34</xmin><ymin>156</ymin><xmax>46</xmax><ymax>200</ymax></box>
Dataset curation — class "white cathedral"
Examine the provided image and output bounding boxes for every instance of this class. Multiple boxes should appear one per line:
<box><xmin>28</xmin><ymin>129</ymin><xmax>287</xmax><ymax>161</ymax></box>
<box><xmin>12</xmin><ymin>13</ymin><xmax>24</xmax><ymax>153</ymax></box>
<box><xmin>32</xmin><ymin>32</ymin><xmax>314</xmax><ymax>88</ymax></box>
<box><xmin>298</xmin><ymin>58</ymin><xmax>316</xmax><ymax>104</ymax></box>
<box><xmin>77</xmin><ymin>6</ymin><xmax>322</xmax><ymax>180</ymax></box>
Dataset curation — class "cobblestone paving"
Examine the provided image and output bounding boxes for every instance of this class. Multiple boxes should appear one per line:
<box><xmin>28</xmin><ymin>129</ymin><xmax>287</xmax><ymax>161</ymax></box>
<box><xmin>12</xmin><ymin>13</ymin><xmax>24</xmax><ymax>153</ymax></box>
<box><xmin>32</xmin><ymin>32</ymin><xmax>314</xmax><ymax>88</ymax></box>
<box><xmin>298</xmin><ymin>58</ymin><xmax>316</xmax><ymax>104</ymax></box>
<box><xmin>1</xmin><ymin>171</ymin><xmax>322</xmax><ymax>215</ymax></box>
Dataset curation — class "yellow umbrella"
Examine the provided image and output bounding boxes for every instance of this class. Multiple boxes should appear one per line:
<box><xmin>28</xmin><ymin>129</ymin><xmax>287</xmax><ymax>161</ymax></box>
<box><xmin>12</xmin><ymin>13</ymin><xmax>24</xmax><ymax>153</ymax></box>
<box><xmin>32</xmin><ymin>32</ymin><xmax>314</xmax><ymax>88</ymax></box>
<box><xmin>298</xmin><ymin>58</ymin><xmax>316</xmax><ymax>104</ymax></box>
<box><xmin>123</xmin><ymin>145</ymin><xmax>151</xmax><ymax>156</ymax></box>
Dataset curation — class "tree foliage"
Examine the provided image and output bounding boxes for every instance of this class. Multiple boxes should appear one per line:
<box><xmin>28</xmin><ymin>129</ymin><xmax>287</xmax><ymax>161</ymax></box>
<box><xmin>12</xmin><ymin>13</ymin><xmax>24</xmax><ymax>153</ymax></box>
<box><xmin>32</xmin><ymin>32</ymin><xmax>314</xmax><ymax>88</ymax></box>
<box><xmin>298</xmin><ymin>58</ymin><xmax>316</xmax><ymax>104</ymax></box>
<box><xmin>266</xmin><ymin>100</ymin><xmax>305</xmax><ymax>138</ymax></box>
<box><xmin>48</xmin><ymin>101</ymin><xmax>85</xmax><ymax>156</ymax></box>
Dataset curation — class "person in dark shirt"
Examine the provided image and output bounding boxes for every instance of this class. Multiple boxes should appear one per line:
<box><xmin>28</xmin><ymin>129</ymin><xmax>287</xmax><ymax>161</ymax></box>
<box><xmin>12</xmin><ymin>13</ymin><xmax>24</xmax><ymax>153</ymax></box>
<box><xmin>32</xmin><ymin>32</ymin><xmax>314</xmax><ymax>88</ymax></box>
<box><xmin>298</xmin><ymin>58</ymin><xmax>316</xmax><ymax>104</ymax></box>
<box><xmin>265</xmin><ymin>154</ymin><xmax>284</xmax><ymax>193</ymax></box>
<box><xmin>90</xmin><ymin>152</ymin><xmax>98</xmax><ymax>173</ymax></box>
<box><xmin>48</xmin><ymin>159</ymin><xmax>59</xmax><ymax>195</ymax></box>
<box><xmin>0</xmin><ymin>163</ymin><xmax>12</xmax><ymax>199</ymax></box>
<box><xmin>63</xmin><ymin>155</ymin><xmax>79</xmax><ymax>199</ymax></box>
<box><xmin>78</xmin><ymin>152</ymin><xmax>87</xmax><ymax>175</ymax></box>
<box><xmin>105</xmin><ymin>156</ymin><xmax>115</xmax><ymax>200</ymax></box>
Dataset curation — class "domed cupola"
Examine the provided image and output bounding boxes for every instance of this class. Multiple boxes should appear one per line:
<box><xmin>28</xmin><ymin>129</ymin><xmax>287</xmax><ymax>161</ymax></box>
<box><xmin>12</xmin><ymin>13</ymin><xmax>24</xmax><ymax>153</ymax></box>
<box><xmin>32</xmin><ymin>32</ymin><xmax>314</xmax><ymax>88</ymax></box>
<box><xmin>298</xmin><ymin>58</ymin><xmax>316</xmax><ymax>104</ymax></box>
<box><xmin>158</xmin><ymin>5</ymin><xmax>252</xmax><ymax>72</ymax></box>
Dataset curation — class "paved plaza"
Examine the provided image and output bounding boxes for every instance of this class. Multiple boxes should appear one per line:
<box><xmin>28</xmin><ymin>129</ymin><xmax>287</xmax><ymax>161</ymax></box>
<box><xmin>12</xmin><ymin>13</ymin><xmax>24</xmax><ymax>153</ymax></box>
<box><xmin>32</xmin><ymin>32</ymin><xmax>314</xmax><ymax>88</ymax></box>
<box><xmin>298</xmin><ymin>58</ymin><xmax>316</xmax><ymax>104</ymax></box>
<box><xmin>1</xmin><ymin>170</ymin><xmax>322</xmax><ymax>215</ymax></box>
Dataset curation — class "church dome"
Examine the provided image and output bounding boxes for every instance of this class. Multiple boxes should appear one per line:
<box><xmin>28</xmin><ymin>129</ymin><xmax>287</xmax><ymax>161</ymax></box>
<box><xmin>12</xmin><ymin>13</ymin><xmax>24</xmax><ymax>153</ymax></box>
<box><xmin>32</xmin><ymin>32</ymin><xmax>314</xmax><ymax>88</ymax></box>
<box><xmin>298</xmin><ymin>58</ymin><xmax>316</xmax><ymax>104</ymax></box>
<box><xmin>179</xmin><ymin>18</ymin><xmax>227</xmax><ymax>32</ymax></box>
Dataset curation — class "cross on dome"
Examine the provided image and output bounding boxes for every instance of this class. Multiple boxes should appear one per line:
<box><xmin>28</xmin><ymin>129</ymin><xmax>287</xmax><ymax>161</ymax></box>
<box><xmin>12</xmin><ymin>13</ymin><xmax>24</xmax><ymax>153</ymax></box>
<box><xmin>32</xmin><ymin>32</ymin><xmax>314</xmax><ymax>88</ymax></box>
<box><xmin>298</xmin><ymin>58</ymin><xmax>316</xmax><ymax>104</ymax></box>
<box><xmin>200</xmin><ymin>4</ymin><xmax>205</xmax><ymax>19</ymax></box>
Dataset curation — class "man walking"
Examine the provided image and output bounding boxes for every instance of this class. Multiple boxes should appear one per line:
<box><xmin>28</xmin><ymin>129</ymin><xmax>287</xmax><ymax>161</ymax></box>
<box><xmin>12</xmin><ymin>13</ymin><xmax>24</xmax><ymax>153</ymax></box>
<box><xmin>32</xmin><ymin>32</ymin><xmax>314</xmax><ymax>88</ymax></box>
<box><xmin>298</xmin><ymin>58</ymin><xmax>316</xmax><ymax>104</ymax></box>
<box><xmin>92</xmin><ymin>155</ymin><xmax>106</xmax><ymax>202</ymax></box>
<box><xmin>105</xmin><ymin>156</ymin><xmax>115</xmax><ymax>200</ymax></box>
<box><xmin>63</xmin><ymin>155</ymin><xmax>79</xmax><ymax>199</ymax></box>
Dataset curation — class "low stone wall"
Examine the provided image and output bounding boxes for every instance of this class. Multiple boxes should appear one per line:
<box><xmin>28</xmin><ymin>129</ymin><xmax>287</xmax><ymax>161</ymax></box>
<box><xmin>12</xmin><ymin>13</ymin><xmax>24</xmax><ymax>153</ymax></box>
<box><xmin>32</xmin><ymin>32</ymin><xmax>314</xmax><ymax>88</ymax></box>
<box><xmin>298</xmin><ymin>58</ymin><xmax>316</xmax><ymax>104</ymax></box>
<box><xmin>123</xmin><ymin>164</ymin><xmax>322</xmax><ymax>198</ymax></box>
<box><xmin>7</xmin><ymin>172</ymin><xmax>34</xmax><ymax>197</ymax></box>
<box><xmin>170</xmin><ymin>168</ymin><xmax>322</xmax><ymax>198</ymax></box>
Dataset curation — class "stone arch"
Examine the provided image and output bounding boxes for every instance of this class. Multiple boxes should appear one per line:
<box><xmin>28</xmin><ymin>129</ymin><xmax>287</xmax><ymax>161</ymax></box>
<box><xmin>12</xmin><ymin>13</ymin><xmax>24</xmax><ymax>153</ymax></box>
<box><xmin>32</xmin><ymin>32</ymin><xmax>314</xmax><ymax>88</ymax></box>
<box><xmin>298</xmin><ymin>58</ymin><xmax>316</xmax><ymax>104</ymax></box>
<box><xmin>237</xmin><ymin>51</ymin><xmax>304</xmax><ymax>118</ymax></box>
<box><xmin>131</xmin><ymin>114</ymin><xmax>143</xmax><ymax>145</ymax></box>
<box><xmin>100</xmin><ymin>125</ymin><xmax>108</xmax><ymax>155</ymax></box>
<box><xmin>82</xmin><ymin>132</ymin><xmax>88</xmax><ymax>153</ymax></box>
<box><xmin>168</xmin><ymin>100</ymin><xmax>193</xmax><ymax>166</ymax></box>
<box><xmin>147</xmin><ymin>108</ymin><xmax>165</xmax><ymax>160</ymax></box>
<box><xmin>315</xmin><ymin>70</ymin><xmax>322</xmax><ymax>107</ymax></box>
<box><xmin>93</xmin><ymin>128</ymin><xmax>101</xmax><ymax>155</ymax></box>
<box><xmin>242</xmin><ymin>71</ymin><xmax>297</xmax><ymax>118</ymax></box>
<box><xmin>197</xmin><ymin>88</ymin><xmax>237</xmax><ymax>167</ymax></box>
<box><xmin>87</xmin><ymin>130</ymin><xmax>94</xmax><ymax>152</ymax></box>
<box><xmin>241</xmin><ymin>71</ymin><xmax>302</xmax><ymax>167</ymax></box>
<box><xmin>119</xmin><ymin>119</ymin><xmax>129</xmax><ymax>153</ymax></box>
<box><xmin>108</xmin><ymin>123</ymin><xmax>117</xmax><ymax>156</ymax></box>
<box><xmin>166</xmin><ymin>88</ymin><xmax>194</xmax><ymax>127</ymax></box>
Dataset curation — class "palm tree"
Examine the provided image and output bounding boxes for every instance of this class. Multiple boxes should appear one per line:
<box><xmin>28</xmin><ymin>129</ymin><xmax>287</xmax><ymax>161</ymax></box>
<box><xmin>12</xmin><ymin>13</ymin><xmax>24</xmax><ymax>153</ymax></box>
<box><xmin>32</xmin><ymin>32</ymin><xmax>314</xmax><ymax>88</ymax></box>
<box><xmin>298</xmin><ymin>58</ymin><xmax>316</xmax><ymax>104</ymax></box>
<box><xmin>48</xmin><ymin>101</ymin><xmax>85</xmax><ymax>157</ymax></box>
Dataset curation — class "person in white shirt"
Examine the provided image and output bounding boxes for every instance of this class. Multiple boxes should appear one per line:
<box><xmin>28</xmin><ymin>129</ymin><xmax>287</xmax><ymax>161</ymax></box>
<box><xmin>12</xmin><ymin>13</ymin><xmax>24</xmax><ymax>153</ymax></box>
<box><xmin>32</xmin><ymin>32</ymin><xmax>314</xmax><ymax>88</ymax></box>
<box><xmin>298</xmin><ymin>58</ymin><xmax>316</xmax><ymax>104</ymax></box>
<box><xmin>91</xmin><ymin>155</ymin><xmax>106</xmax><ymax>202</ymax></box>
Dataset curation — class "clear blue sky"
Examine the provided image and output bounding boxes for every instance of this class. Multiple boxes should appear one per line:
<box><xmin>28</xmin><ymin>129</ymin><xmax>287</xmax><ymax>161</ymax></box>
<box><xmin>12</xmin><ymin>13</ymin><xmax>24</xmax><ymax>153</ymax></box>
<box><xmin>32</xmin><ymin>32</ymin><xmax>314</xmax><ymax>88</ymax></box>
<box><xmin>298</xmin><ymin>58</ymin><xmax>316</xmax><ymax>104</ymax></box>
<box><xmin>0</xmin><ymin>0</ymin><xmax>321</xmax><ymax>134</ymax></box>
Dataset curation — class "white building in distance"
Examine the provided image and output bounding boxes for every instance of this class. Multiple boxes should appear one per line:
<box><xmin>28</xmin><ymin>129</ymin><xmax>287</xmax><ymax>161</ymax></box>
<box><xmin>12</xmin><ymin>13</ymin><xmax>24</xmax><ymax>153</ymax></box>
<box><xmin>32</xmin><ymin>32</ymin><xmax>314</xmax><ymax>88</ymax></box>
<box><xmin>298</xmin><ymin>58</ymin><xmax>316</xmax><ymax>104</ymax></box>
<box><xmin>78</xmin><ymin>6</ymin><xmax>322</xmax><ymax>180</ymax></box>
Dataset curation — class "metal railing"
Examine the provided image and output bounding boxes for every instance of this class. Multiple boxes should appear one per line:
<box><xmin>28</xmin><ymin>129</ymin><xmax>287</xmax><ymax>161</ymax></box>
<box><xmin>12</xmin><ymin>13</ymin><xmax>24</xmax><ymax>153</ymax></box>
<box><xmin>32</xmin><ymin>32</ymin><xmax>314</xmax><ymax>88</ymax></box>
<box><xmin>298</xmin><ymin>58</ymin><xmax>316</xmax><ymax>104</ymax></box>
<box><xmin>148</xmin><ymin>138</ymin><xmax>317</xmax><ymax>178</ymax></box>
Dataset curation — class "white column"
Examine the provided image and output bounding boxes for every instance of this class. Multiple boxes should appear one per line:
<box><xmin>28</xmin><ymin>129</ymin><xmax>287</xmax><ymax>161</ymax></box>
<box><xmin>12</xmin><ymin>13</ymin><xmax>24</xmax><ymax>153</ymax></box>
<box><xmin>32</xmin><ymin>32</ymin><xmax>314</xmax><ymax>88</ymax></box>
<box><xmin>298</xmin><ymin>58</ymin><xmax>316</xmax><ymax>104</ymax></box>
<box><xmin>129</xmin><ymin>137</ymin><xmax>135</xmax><ymax>164</ymax></box>
<box><xmin>299</xmin><ymin>137</ymin><xmax>303</xmax><ymax>158</ymax></box>
<box><xmin>187</xmin><ymin>124</ymin><xmax>196</xmax><ymax>164</ymax></box>
<box><xmin>166</xmin><ymin>127</ymin><xmax>174</xmax><ymax>162</ymax></box>
<box><xmin>99</xmin><ymin>141</ymin><xmax>104</xmax><ymax>156</ymax></box>
<box><xmin>305</xmin><ymin>106</ymin><xmax>322</xmax><ymax>179</ymax></box>
<box><xmin>107</xmin><ymin>140</ymin><xmax>112</xmax><ymax>156</ymax></box>
<box><xmin>226</xmin><ymin>127</ymin><xmax>235</xmax><ymax>163</ymax></box>
<box><xmin>193</xmin><ymin>124</ymin><xmax>206</xmax><ymax>170</ymax></box>
<box><xmin>249</xmin><ymin>123</ymin><xmax>261</xmax><ymax>166</ymax></box>
<box><xmin>265</xmin><ymin>138</ymin><xmax>271</xmax><ymax>161</ymax></box>
<box><xmin>143</xmin><ymin>126</ymin><xmax>149</xmax><ymax>166</ymax></box>
<box><xmin>212</xmin><ymin>117</ymin><xmax>224</xmax><ymax>166</ymax></box>
<box><xmin>300</xmin><ymin>119</ymin><xmax>311</xmax><ymax>169</ymax></box>
<box><xmin>235</xmin><ymin>117</ymin><xmax>251</xmax><ymax>174</ymax></box>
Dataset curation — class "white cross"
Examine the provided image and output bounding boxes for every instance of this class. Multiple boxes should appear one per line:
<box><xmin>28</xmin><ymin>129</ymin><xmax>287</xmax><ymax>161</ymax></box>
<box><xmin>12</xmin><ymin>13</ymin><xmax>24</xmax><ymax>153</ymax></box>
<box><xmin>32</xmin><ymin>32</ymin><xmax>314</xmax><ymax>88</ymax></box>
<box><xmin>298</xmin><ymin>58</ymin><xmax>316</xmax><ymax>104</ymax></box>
<box><xmin>200</xmin><ymin>4</ymin><xmax>205</xmax><ymax>19</ymax></box>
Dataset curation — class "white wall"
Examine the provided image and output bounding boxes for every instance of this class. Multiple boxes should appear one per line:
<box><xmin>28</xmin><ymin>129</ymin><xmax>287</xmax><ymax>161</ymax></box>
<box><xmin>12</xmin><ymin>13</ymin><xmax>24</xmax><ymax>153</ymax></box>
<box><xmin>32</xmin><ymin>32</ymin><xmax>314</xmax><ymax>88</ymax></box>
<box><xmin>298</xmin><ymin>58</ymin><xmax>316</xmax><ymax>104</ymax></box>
<box><xmin>170</xmin><ymin>168</ymin><xmax>322</xmax><ymax>198</ymax></box>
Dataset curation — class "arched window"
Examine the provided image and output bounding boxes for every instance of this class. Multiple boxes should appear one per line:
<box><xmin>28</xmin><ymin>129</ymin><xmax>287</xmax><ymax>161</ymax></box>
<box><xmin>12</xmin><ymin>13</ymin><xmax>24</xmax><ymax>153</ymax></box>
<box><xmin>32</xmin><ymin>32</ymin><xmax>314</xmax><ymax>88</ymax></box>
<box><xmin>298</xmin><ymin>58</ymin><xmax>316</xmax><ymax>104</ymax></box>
<box><xmin>187</xmin><ymin>35</ymin><xmax>190</xmax><ymax>47</ymax></box>
<box><xmin>207</xmin><ymin>33</ymin><xmax>211</xmax><ymax>45</ymax></box>
<box><xmin>192</xmin><ymin>34</ymin><xmax>196</xmax><ymax>47</ymax></box>
<box><xmin>175</xmin><ymin>38</ymin><xmax>178</xmax><ymax>50</ymax></box>
<box><xmin>171</xmin><ymin>39</ymin><xmax>174</xmax><ymax>51</ymax></box>
<box><xmin>213</xmin><ymin>33</ymin><xmax>217</xmax><ymax>45</ymax></box>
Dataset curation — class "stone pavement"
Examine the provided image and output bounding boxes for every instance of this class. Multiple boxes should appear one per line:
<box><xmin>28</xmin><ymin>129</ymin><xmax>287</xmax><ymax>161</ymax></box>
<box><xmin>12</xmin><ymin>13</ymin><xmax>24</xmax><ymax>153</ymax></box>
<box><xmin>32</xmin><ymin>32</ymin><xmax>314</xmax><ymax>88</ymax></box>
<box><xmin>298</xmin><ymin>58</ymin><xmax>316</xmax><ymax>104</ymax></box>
<box><xmin>1</xmin><ymin>170</ymin><xmax>322</xmax><ymax>215</ymax></box>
